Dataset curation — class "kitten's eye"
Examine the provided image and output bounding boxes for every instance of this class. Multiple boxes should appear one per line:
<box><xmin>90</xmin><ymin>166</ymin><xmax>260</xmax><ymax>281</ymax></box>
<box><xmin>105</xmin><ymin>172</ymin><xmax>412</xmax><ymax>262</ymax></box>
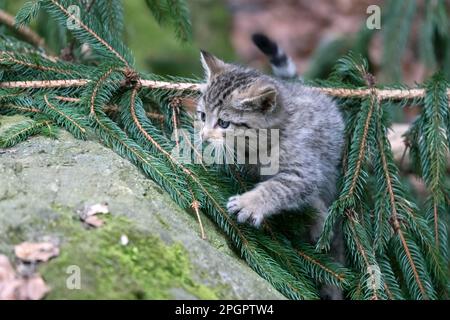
<box><xmin>218</xmin><ymin>119</ymin><xmax>230</xmax><ymax>129</ymax></box>
<box><xmin>197</xmin><ymin>111</ymin><xmax>206</xmax><ymax>122</ymax></box>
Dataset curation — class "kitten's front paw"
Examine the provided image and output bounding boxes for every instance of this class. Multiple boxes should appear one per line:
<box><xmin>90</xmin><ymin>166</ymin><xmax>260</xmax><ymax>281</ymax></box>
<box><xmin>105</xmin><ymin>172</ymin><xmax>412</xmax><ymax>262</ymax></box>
<box><xmin>227</xmin><ymin>194</ymin><xmax>265</xmax><ymax>227</ymax></box>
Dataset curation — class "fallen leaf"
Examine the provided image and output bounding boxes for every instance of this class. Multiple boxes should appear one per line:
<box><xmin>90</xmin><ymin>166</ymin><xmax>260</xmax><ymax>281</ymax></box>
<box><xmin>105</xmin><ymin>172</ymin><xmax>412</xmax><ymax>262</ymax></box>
<box><xmin>0</xmin><ymin>255</ymin><xmax>50</xmax><ymax>300</ymax></box>
<box><xmin>84</xmin><ymin>215</ymin><xmax>104</xmax><ymax>228</ymax></box>
<box><xmin>0</xmin><ymin>278</ymin><xmax>22</xmax><ymax>300</ymax></box>
<box><xmin>14</xmin><ymin>242</ymin><xmax>60</xmax><ymax>263</ymax></box>
<box><xmin>16</xmin><ymin>275</ymin><xmax>50</xmax><ymax>300</ymax></box>
<box><xmin>79</xmin><ymin>202</ymin><xmax>109</xmax><ymax>228</ymax></box>
<box><xmin>83</xmin><ymin>203</ymin><xmax>109</xmax><ymax>217</ymax></box>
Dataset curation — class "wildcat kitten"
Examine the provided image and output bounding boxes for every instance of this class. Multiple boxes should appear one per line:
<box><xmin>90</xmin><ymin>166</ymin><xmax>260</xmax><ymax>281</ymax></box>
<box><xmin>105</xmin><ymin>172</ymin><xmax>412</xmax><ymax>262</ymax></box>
<box><xmin>197</xmin><ymin>39</ymin><xmax>345</xmax><ymax>299</ymax></box>
<box><xmin>197</xmin><ymin>50</ymin><xmax>344</xmax><ymax>233</ymax></box>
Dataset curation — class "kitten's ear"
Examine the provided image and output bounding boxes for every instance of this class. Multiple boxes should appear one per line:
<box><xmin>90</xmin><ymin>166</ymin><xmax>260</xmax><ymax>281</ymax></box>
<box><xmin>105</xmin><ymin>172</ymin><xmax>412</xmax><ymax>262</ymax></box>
<box><xmin>241</xmin><ymin>82</ymin><xmax>278</xmax><ymax>113</ymax></box>
<box><xmin>200</xmin><ymin>50</ymin><xmax>227</xmax><ymax>80</ymax></box>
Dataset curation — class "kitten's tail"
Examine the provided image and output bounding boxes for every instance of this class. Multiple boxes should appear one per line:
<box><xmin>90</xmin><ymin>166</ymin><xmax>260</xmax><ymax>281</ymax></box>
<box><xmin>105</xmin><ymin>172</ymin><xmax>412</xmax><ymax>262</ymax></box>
<box><xmin>252</xmin><ymin>33</ymin><xmax>297</xmax><ymax>79</ymax></box>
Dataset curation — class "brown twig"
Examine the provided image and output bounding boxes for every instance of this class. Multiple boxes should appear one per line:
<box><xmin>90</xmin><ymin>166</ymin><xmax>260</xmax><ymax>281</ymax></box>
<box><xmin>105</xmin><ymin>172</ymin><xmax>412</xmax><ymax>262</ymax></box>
<box><xmin>0</xmin><ymin>9</ymin><xmax>46</xmax><ymax>49</ymax></box>
<box><xmin>171</xmin><ymin>98</ymin><xmax>182</xmax><ymax>154</ymax></box>
<box><xmin>347</xmin><ymin>89</ymin><xmax>377</xmax><ymax>196</ymax></box>
<box><xmin>55</xmin><ymin>96</ymin><xmax>82</xmax><ymax>103</ymax></box>
<box><xmin>3</xmin><ymin>77</ymin><xmax>450</xmax><ymax>101</ymax></box>
<box><xmin>146</xmin><ymin>112</ymin><xmax>165</xmax><ymax>121</ymax></box>
<box><xmin>2</xmin><ymin>104</ymin><xmax>41</xmax><ymax>113</ymax></box>
<box><xmin>191</xmin><ymin>200</ymin><xmax>206</xmax><ymax>240</ymax></box>
<box><xmin>0</xmin><ymin>79</ymin><xmax>89</xmax><ymax>89</ymax></box>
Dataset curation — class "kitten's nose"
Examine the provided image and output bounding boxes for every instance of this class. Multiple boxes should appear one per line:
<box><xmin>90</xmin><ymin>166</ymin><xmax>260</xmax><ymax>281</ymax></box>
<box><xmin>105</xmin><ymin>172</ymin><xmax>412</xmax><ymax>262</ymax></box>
<box><xmin>201</xmin><ymin>128</ymin><xmax>213</xmax><ymax>141</ymax></box>
<box><xmin>201</xmin><ymin>128</ymin><xmax>222</xmax><ymax>141</ymax></box>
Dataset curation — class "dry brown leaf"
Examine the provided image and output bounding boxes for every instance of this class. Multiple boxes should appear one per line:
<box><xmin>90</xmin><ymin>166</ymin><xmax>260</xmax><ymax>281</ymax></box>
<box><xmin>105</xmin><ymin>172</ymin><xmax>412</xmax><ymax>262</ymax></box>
<box><xmin>84</xmin><ymin>215</ymin><xmax>104</xmax><ymax>228</ymax></box>
<box><xmin>79</xmin><ymin>202</ymin><xmax>109</xmax><ymax>228</ymax></box>
<box><xmin>0</xmin><ymin>275</ymin><xmax>50</xmax><ymax>300</ymax></box>
<box><xmin>14</xmin><ymin>242</ymin><xmax>60</xmax><ymax>263</ymax></box>
<box><xmin>0</xmin><ymin>278</ymin><xmax>22</xmax><ymax>300</ymax></box>
<box><xmin>83</xmin><ymin>203</ymin><xmax>109</xmax><ymax>217</ymax></box>
<box><xmin>16</xmin><ymin>275</ymin><xmax>50</xmax><ymax>300</ymax></box>
<box><xmin>0</xmin><ymin>255</ymin><xmax>50</xmax><ymax>300</ymax></box>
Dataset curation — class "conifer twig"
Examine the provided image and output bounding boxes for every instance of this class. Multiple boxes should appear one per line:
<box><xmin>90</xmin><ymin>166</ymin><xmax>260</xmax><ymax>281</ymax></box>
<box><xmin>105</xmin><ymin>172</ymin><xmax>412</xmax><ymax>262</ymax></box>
<box><xmin>43</xmin><ymin>95</ymin><xmax>86</xmax><ymax>134</ymax></box>
<box><xmin>55</xmin><ymin>96</ymin><xmax>82</xmax><ymax>103</ymax></box>
<box><xmin>170</xmin><ymin>97</ymin><xmax>181</xmax><ymax>154</ymax></box>
<box><xmin>191</xmin><ymin>200</ymin><xmax>206</xmax><ymax>240</ymax></box>
<box><xmin>2</xmin><ymin>78</ymin><xmax>450</xmax><ymax>101</ymax></box>
<box><xmin>315</xmin><ymin>87</ymin><xmax>429</xmax><ymax>100</ymax></box>
<box><xmin>1</xmin><ymin>53</ymin><xmax>73</xmax><ymax>74</ymax></box>
<box><xmin>0</xmin><ymin>79</ymin><xmax>89</xmax><ymax>88</ymax></box>
<box><xmin>2</xmin><ymin>104</ymin><xmax>41</xmax><ymax>113</ymax></box>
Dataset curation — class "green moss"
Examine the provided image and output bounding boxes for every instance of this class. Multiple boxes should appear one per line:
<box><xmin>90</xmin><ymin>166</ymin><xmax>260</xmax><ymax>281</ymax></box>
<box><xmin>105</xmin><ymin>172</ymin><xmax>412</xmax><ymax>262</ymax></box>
<box><xmin>40</xmin><ymin>207</ymin><xmax>218</xmax><ymax>299</ymax></box>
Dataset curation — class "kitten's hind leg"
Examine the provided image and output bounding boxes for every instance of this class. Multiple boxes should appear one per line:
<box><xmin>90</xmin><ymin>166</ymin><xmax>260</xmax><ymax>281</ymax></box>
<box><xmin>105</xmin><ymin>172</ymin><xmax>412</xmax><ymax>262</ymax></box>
<box><xmin>309</xmin><ymin>198</ymin><xmax>330</xmax><ymax>244</ymax></box>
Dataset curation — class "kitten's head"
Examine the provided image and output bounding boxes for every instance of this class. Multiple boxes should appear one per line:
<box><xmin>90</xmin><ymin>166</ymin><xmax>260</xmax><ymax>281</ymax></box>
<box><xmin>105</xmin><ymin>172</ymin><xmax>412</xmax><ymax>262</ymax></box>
<box><xmin>197</xmin><ymin>51</ymin><xmax>279</xmax><ymax>143</ymax></box>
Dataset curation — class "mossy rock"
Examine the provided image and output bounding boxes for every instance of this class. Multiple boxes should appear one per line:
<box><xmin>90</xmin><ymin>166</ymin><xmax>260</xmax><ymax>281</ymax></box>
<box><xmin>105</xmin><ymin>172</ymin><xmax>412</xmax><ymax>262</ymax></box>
<box><xmin>0</xmin><ymin>115</ymin><xmax>284</xmax><ymax>300</ymax></box>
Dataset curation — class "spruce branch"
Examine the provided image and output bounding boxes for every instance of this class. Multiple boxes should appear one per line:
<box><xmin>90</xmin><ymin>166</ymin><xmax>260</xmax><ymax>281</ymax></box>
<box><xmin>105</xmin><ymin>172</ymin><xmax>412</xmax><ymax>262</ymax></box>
<box><xmin>294</xmin><ymin>246</ymin><xmax>348</xmax><ymax>286</ymax></box>
<box><xmin>261</xmin><ymin>219</ymin><xmax>351</xmax><ymax>290</ymax></box>
<box><xmin>378</xmin><ymin>255</ymin><xmax>405</xmax><ymax>300</ymax></box>
<box><xmin>0</xmin><ymin>117</ymin><xmax>54</xmax><ymax>148</ymax></box>
<box><xmin>374</xmin><ymin>113</ymin><xmax>430</xmax><ymax>299</ymax></box>
<box><xmin>87</xmin><ymin>67</ymin><xmax>121</xmax><ymax>115</ymax></box>
<box><xmin>14</xmin><ymin>0</ymin><xmax>42</xmax><ymax>27</ymax></box>
<box><xmin>345</xmin><ymin>212</ymin><xmax>383</xmax><ymax>300</ymax></box>
<box><xmin>420</xmin><ymin>74</ymin><xmax>449</xmax><ymax>248</ymax></box>
<box><xmin>0</xmin><ymin>51</ymin><xmax>81</xmax><ymax>77</ymax></box>
<box><xmin>145</xmin><ymin>0</ymin><xmax>192</xmax><ymax>42</ymax></box>
<box><xmin>41</xmin><ymin>94</ymin><xmax>87</xmax><ymax>138</ymax></box>
<box><xmin>348</xmin><ymin>91</ymin><xmax>377</xmax><ymax>197</ymax></box>
<box><xmin>42</xmin><ymin>0</ymin><xmax>132</xmax><ymax>67</ymax></box>
<box><xmin>1</xmin><ymin>104</ymin><xmax>41</xmax><ymax>114</ymax></box>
